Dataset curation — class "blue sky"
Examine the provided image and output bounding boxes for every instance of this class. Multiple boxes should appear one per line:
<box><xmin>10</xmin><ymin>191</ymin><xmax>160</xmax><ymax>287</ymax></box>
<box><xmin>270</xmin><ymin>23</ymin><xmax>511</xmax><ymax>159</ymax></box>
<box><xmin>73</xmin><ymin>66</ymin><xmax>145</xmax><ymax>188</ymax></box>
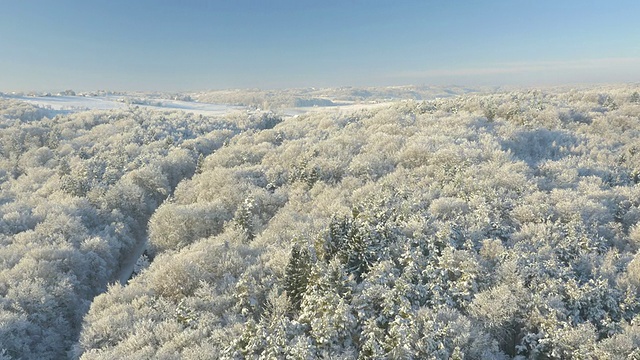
<box><xmin>1</xmin><ymin>0</ymin><xmax>639</xmax><ymax>91</ymax></box>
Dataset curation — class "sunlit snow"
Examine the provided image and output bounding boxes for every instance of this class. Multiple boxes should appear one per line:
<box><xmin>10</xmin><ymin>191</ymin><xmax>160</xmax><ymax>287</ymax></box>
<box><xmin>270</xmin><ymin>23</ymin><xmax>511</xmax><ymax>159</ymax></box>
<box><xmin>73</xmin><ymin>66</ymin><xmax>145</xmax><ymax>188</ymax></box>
<box><xmin>1</xmin><ymin>94</ymin><xmax>245</xmax><ymax>116</ymax></box>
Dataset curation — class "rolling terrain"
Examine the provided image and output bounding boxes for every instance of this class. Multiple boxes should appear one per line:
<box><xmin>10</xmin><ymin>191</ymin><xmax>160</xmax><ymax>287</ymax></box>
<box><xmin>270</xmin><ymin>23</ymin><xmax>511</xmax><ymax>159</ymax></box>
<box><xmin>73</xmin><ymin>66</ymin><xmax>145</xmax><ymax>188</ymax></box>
<box><xmin>1</xmin><ymin>85</ymin><xmax>640</xmax><ymax>359</ymax></box>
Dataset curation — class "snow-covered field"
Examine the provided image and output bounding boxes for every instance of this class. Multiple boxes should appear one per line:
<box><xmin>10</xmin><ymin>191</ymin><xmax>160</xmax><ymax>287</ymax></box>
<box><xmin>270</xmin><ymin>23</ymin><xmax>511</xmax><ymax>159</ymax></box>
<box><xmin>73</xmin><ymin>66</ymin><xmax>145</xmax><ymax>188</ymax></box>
<box><xmin>6</xmin><ymin>95</ymin><xmax>126</xmax><ymax>112</ymax></box>
<box><xmin>0</xmin><ymin>94</ymin><xmax>245</xmax><ymax>116</ymax></box>
<box><xmin>281</xmin><ymin>101</ymin><xmax>394</xmax><ymax>117</ymax></box>
<box><xmin>1</xmin><ymin>93</ymin><xmax>394</xmax><ymax>118</ymax></box>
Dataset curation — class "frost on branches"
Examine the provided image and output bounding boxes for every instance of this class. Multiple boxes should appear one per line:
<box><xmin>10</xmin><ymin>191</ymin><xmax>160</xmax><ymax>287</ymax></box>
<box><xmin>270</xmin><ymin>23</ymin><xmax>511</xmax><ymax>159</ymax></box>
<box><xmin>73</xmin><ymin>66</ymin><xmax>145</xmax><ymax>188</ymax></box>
<box><xmin>3</xmin><ymin>85</ymin><xmax>640</xmax><ymax>359</ymax></box>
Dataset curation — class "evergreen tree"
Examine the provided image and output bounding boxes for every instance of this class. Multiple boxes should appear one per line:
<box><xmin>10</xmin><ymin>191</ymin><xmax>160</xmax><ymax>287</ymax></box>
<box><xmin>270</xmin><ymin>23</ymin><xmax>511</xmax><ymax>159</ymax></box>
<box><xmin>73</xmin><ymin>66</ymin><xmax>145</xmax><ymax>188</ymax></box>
<box><xmin>234</xmin><ymin>195</ymin><xmax>256</xmax><ymax>241</ymax></box>
<box><xmin>284</xmin><ymin>244</ymin><xmax>312</xmax><ymax>312</ymax></box>
<box><xmin>299</xmin><ymin>260</ymin><xmax>357</xmax><ymax>356</ymax></box>
<box><xmin>195</xmin><ymin>153</ymin><xmax>205</xmax><ymax>174</ymax></box>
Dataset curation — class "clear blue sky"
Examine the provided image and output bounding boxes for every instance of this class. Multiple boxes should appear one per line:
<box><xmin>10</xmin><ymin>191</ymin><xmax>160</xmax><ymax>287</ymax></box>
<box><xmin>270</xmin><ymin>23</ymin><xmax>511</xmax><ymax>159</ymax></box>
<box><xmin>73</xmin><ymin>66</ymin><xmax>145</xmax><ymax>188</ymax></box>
<box><xmin>1</xmin><ymin>0</ymin><xmax>639</xmax><ymax>91</ymax></box>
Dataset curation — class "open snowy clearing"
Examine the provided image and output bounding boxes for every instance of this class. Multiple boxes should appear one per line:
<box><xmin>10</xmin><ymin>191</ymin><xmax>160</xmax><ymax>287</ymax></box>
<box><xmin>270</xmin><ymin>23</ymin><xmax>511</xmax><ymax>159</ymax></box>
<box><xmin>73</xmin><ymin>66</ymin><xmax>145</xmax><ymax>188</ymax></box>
<box><xmin>4</xmin><ymin>94</ymin><xmax>127</xmax><ymax>113</ymax></box>
<box><xmin>0</xmin><ymin>94</ymin><xmax>246</xmax><ymax>116</ymax></box>
<box><xmin>2</xmin><ymin>93</ymin><xmax>398</xmax><ymax>118</ymax></box>
<box><xmin>281</xmin><ymin>101</ymin><xmax>395</xmax><ymax>117</ymax></box>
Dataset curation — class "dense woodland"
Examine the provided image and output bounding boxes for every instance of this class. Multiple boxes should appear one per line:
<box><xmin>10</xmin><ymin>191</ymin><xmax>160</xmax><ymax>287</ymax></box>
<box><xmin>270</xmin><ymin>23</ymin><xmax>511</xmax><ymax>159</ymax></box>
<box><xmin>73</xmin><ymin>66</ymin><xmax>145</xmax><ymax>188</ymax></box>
<box><xmin>0</xmin><ymin>101</ymin><xmax>279</xmax><ymax>359</ymax></box>
<box><xmin>1</xmin><ymin>85</ymin><xmax>640</xmax><ymax>359</ymax></box>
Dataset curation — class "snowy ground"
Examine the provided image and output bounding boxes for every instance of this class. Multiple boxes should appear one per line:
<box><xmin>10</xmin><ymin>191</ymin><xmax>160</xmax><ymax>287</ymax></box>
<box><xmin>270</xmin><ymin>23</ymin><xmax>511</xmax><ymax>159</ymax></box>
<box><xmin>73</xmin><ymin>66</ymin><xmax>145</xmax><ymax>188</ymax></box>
<box><xmin>281</xmin><ymin>101</ymin><xmax>395</xmax><ymax>117</ymax></box>
<box><xmin>1</xmin><ymin>94</ymin><xmax>245</xmax><ymax>116</ymax></box>
<box><xmin>117</xmin><ymin>237</ymin><xmax>148</xmax><ymax>285</ymax></box>
<box><xmin>2</xmin><ymin>93</ymin><xmax>395</xmax><ymax>118</ymax></box>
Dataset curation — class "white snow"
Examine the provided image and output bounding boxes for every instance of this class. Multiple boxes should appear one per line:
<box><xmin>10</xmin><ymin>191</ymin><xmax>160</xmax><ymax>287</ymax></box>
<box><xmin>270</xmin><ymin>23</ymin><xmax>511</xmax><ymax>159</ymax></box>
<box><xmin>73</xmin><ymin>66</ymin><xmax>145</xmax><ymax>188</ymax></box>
<box><xmin>1</xmin><ymin>93</ymin><xmax>400</xmax><ymax>119</ymax></box>
<box><xmin>117</xmin><ymin>237</ymin><xmax>149</xmax><ymax>285</ymax></box>
<box><xmin>8</xmin><ymin>95</ymin><xmax>128</xmax><ymax>112</ymax></box>
<box><xmin>1</xmin><ymin>94</ymin><xmax>244</xmax><ymax>116</ymax></box>
<box><xmin>281</xmin><ymin>101</ymin><xmax>393</xmax><ymax>117</ymax></box>
<box><xmin>136</xmin><ymin>99</ymin><xmax>244</xmax><ymax>115</ymax></box>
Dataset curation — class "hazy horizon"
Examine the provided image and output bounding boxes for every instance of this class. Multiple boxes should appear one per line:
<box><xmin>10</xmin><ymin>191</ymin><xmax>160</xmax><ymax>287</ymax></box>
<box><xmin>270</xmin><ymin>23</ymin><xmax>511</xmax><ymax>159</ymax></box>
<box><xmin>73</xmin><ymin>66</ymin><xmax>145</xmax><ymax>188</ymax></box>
<box><xmin>2</xmin><ymin>1</ymin><xmax>639</xmax><ymax>92</ymax></box>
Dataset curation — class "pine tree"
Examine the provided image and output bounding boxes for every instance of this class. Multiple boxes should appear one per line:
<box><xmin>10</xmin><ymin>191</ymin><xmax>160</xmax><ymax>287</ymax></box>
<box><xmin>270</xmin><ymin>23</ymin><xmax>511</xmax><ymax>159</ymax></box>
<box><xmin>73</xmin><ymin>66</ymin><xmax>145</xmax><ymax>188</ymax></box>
<box><xmin>234</xmin><ymin>195</ymin><xmax>255</xmax><ymax>241</ymax></box>
<box><xmin>299</xmin><ymin>260</ymin><xmax>357</xmax><ymax>355</ymax></box>
<box><xmin>195</xmin><ymin>153</ymin><xmax>205</xmax><ymax>174</ymax></box>
<box><xmin>324</xmin><ymin>209</ymin><xmax>395</xmax><ymax>282</ymax></box>
<box><xmin>284</xmin><ymin>244</ymin><xmax>312</xmax><ymax>312</ymax></box>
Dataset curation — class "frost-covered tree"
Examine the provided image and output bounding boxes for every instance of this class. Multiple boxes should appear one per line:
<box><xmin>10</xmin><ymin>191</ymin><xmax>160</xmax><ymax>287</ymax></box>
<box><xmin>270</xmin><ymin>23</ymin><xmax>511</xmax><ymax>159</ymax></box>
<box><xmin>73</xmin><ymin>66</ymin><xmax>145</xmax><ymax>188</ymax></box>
<box><xmin>5</xmin><ymin>85</ymin><xmax>639</xmax><ymax>359</ymax></box>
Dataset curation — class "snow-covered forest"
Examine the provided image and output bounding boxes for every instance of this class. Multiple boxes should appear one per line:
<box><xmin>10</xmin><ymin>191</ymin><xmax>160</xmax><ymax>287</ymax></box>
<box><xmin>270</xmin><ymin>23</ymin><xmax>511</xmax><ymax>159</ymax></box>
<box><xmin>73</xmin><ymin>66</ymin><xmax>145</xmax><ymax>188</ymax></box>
<box><xmin>2</xmin><ymin>85</ymin><xmax>640</xmax><ymax>359</ymax></box>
